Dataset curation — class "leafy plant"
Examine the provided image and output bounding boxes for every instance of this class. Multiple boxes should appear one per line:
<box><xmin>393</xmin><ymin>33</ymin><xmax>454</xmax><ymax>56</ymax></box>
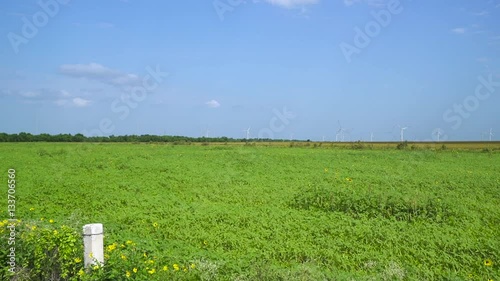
<box><xmin>1</xmin><ymin>143</ymin><xmax>498</xmax><ymax>280</ymax></box>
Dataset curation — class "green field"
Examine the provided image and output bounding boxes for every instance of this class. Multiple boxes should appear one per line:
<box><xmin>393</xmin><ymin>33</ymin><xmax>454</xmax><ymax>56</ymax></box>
<box><xmin>1</xmin><ymin>143</ymin><xmax>499</xmax><ymax>280</ymax></box>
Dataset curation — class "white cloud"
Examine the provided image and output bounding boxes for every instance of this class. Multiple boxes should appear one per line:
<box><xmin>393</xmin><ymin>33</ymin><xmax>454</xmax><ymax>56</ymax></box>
<box><xmin>110</xmin><ymin>73</ymin><xmax>140</xmax><ymax>86</ymax></box>
<box><xmin>72</xmin><ymin>97</ymin><xmax>91</xmax><ymax>107</ymax></box>
<box><xmin>21</xmin><ymin>91</ymin><xmax>39</xmax><ymax>98</ymax></box>
<box><xmin>473</xmin><ymin>10</ymin><xmax>489</xmax><ymax>16</ymax></box>
<box><xmin>344</xmin><ymin>0</ymin><xmax>360</xmax><ymax>6</ymax></box>
<box><xmin>54</xmin><ymin>96</ymin><xmax>91</xmax><ymax>107</ymax></box>
<box><xmin>343</xmin><ymin>0</ymin><xmax>391</xmax><ymax>7</ymax></box>
<box><xmin>59</xmin><ymin>63</ymin><xmax>141</xmax><ymax>87</ymax></box>
<box><xmin>451</xmin><ymin>28</ymin><xmax>466</xmax><ymax>34</ymax></box>
<box><xmin>4</xmin><ymin>88</ymin><xmax>92</xmax><ymax>107</ymax></box>
<box><xmin>206</xmin><ymin>99</ymin><xmax>221</xmax><ymax>108</ymax></box>
<box><xmin>60</xmin><ymin>90</ymin><xmax>71</xmax><ymax>97</ymax></box>
<box><xmin>1</xmin><ymin>89</ymin><xmax>68</xmax><ymax>101</ymax></box>
<box><xmin>60</xmin><ymin>62</ymin><xmax>116</xmax><ymax>77</ymax></box>
<box><xmin>263</xmin><ymin>0</ymin><xmax>319</xmax><ymax>8</ymax></box>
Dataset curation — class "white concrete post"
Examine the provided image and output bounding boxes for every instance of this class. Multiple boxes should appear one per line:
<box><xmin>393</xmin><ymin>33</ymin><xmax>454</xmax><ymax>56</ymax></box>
<box><xmin>83</xmin><ymin>223</ymin><xmax>104</xmax><ymax>267</ymax></box>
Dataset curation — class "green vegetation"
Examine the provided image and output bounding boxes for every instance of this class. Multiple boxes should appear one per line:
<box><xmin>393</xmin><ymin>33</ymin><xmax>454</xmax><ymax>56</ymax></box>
<box><xmin>1</xmin><ymin>143</ymin><xmax>499</xmax><ymax>280</ymax></box>
<box><xmin>0</xmin><ymin>132</ymin><xmax>279</xmax><ymax>143</ymax></box>
<box><xmin>1</xmin><ymin>132</ymin><xmax>500</xmax><ymax>152</ymax></box>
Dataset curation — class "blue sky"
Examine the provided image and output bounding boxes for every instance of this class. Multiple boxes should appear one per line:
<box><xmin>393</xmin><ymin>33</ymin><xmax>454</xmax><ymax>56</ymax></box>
<box><xmin>1</xmin><ymin>0</ymin><xmax>499</xmax><ymax>141</ymax></box>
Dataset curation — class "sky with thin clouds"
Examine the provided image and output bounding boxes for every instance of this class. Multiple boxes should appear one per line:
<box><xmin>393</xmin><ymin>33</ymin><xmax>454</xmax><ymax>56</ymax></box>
<box><xmin>0</xmin><ymin>0</ymin><xmax>499</xmax><ymax>140</ymax></box>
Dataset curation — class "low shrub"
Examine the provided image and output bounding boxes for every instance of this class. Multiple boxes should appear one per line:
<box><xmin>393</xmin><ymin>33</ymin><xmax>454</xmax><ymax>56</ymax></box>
<box><xmin>289</xmin><ymin>184</ymin><xmax>456</xmax><ymax>223</ymax></box>
<box><xmin>0</xmin><ymin>220</ymin><xmax>200</xmax><ymax>281</ymax></box>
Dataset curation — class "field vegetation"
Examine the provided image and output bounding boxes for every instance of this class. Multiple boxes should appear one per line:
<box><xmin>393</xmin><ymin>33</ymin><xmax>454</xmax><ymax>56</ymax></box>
<box><xmin>1</xmin><ymin>143</ymin><xmax>499</xmax><ymax>280</ymax></box>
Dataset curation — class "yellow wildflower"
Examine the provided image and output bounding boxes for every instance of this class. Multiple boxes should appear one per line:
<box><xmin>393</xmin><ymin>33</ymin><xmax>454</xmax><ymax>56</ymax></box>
<box><xmin>78</xmin><ymin>269</ymin><xmax>85</xmax><ymax>277</ymax></box>
<box><xmin>133</xmin><ymin>268</ymin><xmax>138</xmax><ymax>273</ymax></box>
<box><xmin>126</xmin><ymin>271</ymin><xmax>131</xmax><ymax>278</ymax></box>
<box><xmin>107</xmin><ymin>243</ymin><xmax>117</xmax><ymax>252</ymax></box>
<box><xmin>49</xmin><ymin>219</ymin><xmax>54</xmax><ymax>223</ymax></box>
<box><xmin>162</xmin><ymin>265</ymin><xmax>168</xmax><ymax>271</ymax></box>
<box><xmin>173</xmin><ymin>264</ymin><xmax>180</xmax><ymax>271</ymax></box>
<box><xmin>148</xmin><ymin>268</ymin><xmax>156</xmax><ymax>274</ymax></box>
<box><xmin>190</xmin><ymin>263</ymin><xmax>196</xmax><ymax>269</ymax></box>
<box><xmin>74</xmin><ymin>258</ymin><xmax>82</xmax><ymax>263</ymax></box>
<box><xmin>484</xmin><ymin>259</ymin><xmax>493</xmax><ymax>266</ymax></box>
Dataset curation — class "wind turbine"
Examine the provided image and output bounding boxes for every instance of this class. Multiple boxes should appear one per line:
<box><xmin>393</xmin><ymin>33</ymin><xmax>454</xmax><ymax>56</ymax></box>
<box><xmin>398</xmin><ymin>126</ymin><xmax>408</xmax><ymax>142</ymax></box>
<box><xmin>336</xmin><ymin>121</ymin><xmax>346</xmax><ymax>142</ymax></box>
<box><xmin>433</xmin><ymin>128</ymin><xmax>443</xmax><ymax>142</ymax></box>
<box><xmin>203</xmin><ymin>125</ymin><xmax>210</xmax><ymax>138</ymax></box>
<box><xmin>370</xmin><ymin>132</ymin><xmax>374</xmax><ymax>142</ymax></box>
<box><xmin>243</xmin><ymin>127</ymin><xmax>251</xmax><ymax>139</ymax></box>
<box><xmin>489</xmin><ymin>128</ymin><xmax>494</xmax><ymax>141</ymax></box>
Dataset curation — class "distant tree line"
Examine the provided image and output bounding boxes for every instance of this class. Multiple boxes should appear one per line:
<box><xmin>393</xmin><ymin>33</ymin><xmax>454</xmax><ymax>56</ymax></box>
<box><xmin>0</xmin><ymin>132</ymin><xmax>293</xmax><ymax>143</ymax></box>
